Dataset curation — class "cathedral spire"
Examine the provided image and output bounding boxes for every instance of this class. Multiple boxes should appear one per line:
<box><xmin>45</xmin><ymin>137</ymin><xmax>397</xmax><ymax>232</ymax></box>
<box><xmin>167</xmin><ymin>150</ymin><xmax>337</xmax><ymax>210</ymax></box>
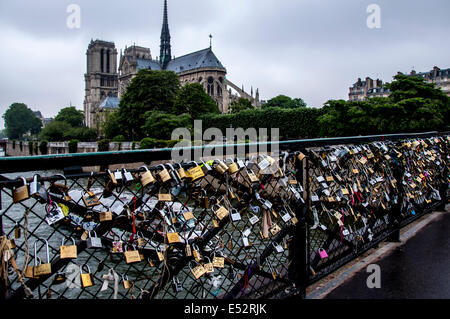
<box><xmin>160</xmin><ymin>0</ymin><xmax>172</xmax><ymax>69</ymax></box>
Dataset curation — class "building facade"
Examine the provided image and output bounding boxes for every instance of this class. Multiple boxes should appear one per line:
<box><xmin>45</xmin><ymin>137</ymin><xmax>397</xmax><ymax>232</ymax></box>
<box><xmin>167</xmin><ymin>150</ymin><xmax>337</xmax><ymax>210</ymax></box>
<box><xmin>410</xmin><ymin>66</ymin><xmax>450</xmax><ymax>97</ymax></box>
<box><xmin>84</xmin><ymin>0</ymin><xmax>260</xmax><ymax>133</ymax></box>
<box><xmin>348</xmin><ymin>77</ymin><xmax>390</xmax><ymax>101</ymax></box>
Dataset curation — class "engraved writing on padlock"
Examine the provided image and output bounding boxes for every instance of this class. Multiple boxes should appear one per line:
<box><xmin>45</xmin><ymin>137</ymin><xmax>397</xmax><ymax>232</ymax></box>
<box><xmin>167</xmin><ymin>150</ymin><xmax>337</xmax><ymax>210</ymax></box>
<box><xmin>157</xmin><ymin>165</ymin><xmax>171</xmax><ymax>183</ymax></box>
<box><xmin>158</xmin><ymin>189</ymin><xmax>172</xmax><ymax>202</ymax></box>
<box><xmin>214</xmin><ymin>205</ymin><xmax>229</xmax><ymax>221</ymax></box>
<box><xmin>212</xmin><ymin>256</ymin><xmax>225</xmax><ymax>268</ymax></box>
<box><xmin>190</xmin><ymin>262</ymin><xmax>206</xmax><ymax>279</ymax></box>
<box><xmin>186</xmin><ymin>162</ymin><xmax>205</xmax><ymax>181</ymax></box>
<box><xmin>13</xmin><ymin>177</ymin><xmax>29</xmax><ymax>203</ymax></box>
<box><xmin>99</xmin><ymin>210</ymin><xmax>113</xmax><ymax>222</ymax></box>
<box><xmin>167</xmin><ymin>229</ymin><xmax>181</xmax><ymax>244</ymax></box>
<box><xmin>204</xmin><ymin>257</ymin><xmax>215</xmax><ymax>274</ymax></box>
<box><xmin>60</xmin><ymin>237</ymin><xmax>77</xmax><ymax>259</ymax></box>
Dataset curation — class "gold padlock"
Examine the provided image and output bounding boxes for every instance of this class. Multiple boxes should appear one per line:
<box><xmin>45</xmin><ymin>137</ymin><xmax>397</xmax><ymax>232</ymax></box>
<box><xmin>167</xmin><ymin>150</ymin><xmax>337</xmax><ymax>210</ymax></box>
<box><xmin>227</xmin><ymin>158</ymin><xmax>239</xmax><ymax>174</ymax></box>
<box><xmin>190</xmin><ymin>261</ymin><xmax>206</xmax><ymax>279</ymax></box>
<box><xmin>213</xmin><ymin>205</ymin><xmax>229</xmax><ymax>221</ymax></box>
<box><xmin>215</xmin><ymin>160</ymin><xmax>229</xmax><ymax>174</ymax></box>
<box><xmin>175</xmin><ymin>163</ymin><xmax>187</xmax><ymax>179</ymax></box>
<box><xmin>33</xmin><ymin>240</ymin><xmax>52</xmax><ymax>277</ymax></box>
<box><xmin>124</xmin><ymin>245</ymin><xmax>142</xmax><ymax>264</ymax></box>
<box><xmin>60</xmin><ymin>237</ymin><xmax>77</xmax><ymax>259</ymax></box>
<box><xmin>122</xmin><ymin>275</ymin><xmax>132</xmax><ymax>289</ymax></box>
<box><xmin>204</xmin><ymin>257</ymin><xmax>215</xmax><ymax>273</ymax></box>
<box><xmin>80</xmin><ymin>264</ymin><xmax>94</xmax><ymax>288</ymax></box>
<box><xmin>157</xmin><ymin>164</ymin><xmax>171</xmax><ymax>183</ymax></box>
<box><xmin>107</xmin><ymin>169</ymin><xmax>118</xmax><ymax>186</ymax></box>
<box><xmin>186</xmin><ymin>162</ymin><xmax>205</xmax><ymax>181</ymax></box>
<box><xmin>25</xmin><ymin>256</ymin><xmax>40</xmax><ymax>279</ymax></box>
<box><xmin>13</xmin><ymin>177</ymin><xmax>29</xmax><ymax>203</ymax></box>
<box><xmin>139</xmin><ymin>166</ymin><xmax>155</xmax><ymax>187</ymax></box>
<box><xmin>158</xmin><ymin>188</ymin><xmax>172</xmax><ymax>202</ymax></box>
<box><xmin>99</xmin><ymin>210</ymin><xmax>113</xmax><ymax>222</ymax></box>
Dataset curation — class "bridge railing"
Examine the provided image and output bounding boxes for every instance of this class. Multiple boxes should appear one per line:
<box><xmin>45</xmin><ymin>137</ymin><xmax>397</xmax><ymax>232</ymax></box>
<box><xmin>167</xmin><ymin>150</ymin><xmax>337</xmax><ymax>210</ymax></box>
<box><xmin>0</xmin><ymin>131</ymin><xmax>448</xmax><ymax>299</ymax></box>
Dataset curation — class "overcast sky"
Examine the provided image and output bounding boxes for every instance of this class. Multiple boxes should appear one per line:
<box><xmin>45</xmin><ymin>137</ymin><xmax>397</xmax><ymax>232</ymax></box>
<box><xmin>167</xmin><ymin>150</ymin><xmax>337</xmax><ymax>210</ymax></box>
<box><xmin>0</xmin><ymin>0</ymin><xmax>449</xmax><ymax>127</ymax></box>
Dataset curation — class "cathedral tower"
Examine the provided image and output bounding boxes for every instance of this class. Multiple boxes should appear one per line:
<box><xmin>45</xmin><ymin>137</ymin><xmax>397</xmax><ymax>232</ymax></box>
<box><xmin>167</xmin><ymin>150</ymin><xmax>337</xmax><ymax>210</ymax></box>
<box><xmin>84</xmin><ymin>40</ymin><xmax>118</xmax><ymax>130</ymax></box>
<box><xmin>160</xmin><ymin>0</ymin><xmax>172</xmax><ymax>69</ymax></box>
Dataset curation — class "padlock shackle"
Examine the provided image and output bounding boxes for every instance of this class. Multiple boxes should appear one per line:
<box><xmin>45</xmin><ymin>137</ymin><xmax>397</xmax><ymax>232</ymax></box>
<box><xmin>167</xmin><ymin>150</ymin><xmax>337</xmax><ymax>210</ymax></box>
<box><xmin>139</xmin><ymin>165</ymin><xmax>150</xmax><ymax>172</ymax></box>
<box><xmin>18</xmin><ymin>176</ymin><xmax>28</xmax><ymax>186</ymax></box>
<box><xmin>80</xmin><ymin>264</ymin><xmax>91</xmax><ymax>274</ymax></box>
<box><xmin>61</xmin><ymin>236</ymin><xmax>76</xmax><ymax>246</ymax></box>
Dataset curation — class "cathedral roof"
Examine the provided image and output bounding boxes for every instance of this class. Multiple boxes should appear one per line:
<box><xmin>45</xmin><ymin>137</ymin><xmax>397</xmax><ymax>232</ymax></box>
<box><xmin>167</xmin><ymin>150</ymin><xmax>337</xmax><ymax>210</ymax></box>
<box><xmin>165</xmin><ymin>48</ymin><xmax>225</xmax><ymax>73</ymax></box>
<box><xmin>137</xmin><ymin>58</ymin><xmax>162</xmax><ymax>71</ymax></box>
<box><xmin>99</xmin><ymin>96</ymin><xmax>120</xmax><ymax>109</ymax></box>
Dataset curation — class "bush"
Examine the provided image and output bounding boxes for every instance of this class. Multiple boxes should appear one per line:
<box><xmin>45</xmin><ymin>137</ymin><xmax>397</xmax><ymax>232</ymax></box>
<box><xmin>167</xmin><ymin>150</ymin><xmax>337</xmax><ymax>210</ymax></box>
<box><xmin>97</xmin><ymin>139</ymin><xmax>110</xmax><ymax>152</ymax></box>
<box><xmin>12</xmin><ymin>140</ymin><xmax>16</xmax><ymax>149</ymax></box>
<box><xmin>200</xmin><ymin>107</ymin><xmax>324</xmax><ymax>140</ymax></box>
<box><xmin>19</xmin><ymin>141</ymin><xmax>23</xmax><ymax>151</ymax></box>
<box><xmin>39</xmin><ymin>141</ymin><xmax>48</xmax><ymax>155</ymax></box>
<box><xmin>142</xmin><ymin>111</ymin><xmax>192</xmax><ymax>140</ymax></box>
<box><xmin>139</xmin><ymin>138</ymin><xmax>158</xmax><ymax>149</ymax></box>
<box><xmin>28</xmin><ymin>142</ymin><xmax>33</xmax><ymax>155</ymax></box>
<box><xmin>68</xmin><ymin>139</ymin><xmax>79</xmax><ymax>153</ymax></box>
<box><xmin>112</xmin><ymin>135</ymin><xmax>126</xmax><ymax>142</ymax></box>
<box><xmin>34</xmin><ymin>142</ymin><xmax>38</xmax><ymax>155</ymax></box>
<box><xmin>132</xmin><ymin>142</ymin><xmax>136</xmax><ymax>150</ymax></box>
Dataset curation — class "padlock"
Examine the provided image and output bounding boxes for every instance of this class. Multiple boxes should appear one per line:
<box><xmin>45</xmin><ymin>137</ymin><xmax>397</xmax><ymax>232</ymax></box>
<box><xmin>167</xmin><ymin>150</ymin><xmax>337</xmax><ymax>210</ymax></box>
<box><xmin>111</xmin><ymin>235</ymin><xmax>123</xmax><ymax>253</ymax></box>
<box><xmin>185</xmin><ymin>243</ymin><xmax>192</xmax><ymax>257</ymax></box>
<box><xmin>49</xmin><ymin>174</ymin><xmax>69</xmax><ymax>195</ymax></box>
<box><xmin>247</xmin><ymin>169</ymin><xmax>259</xmax><ymax>183</ymax></box>
<box><xmin>80</xmin><ymin>264</ymin><xmax>94</xmax><ymax>288</ymax></box>
<box><xmin>190</xmin><ymin>261</ymin><xmax>206</xmax><ymax>279</ymax></box>
<box><xmin>25</xmin><ymin>256</ymin><xmax>41</xmax><ymax>279</ymax></box>
<box><xmin>318</xmin><ymin>248</ymin><xmax>328</xmax><ymax>259</ymax></box>
<box><xmin>175</xmin><ymin>163</ymin><xmax>187</xmax><ymax>180</ymax></box>
<box><xmin>60</xmin><ymin>237</ymin><xmax>77</xmax><ymax>259</ymax></box>
<box><xmin>13</xmin><ymin>177</ymin><xmax>29</xmax><ymax>203</ymax></box>
<box><xmin>52</xmin><ymin>271</ymin><xmax>67</xmax><ymax>285</ymax></box>
<box><xmin>186</xmin><ymin>162</ymin><xmax>205</xmax><ymax>181</ymax></box>
<box><xmin>215</xmin><ymin>160</ymin><xmax>229</xmax><ymax>174</ymax></box>
<box><xmin>30</xmin><ymin>174</ymin><xmax>49</xmax><ymax>203</ymax></box>
<box><xmin>14</xmin><ymin>222</ymin><xmax>21</xmax><ymax>239</ymax></box>
<box><xmin>45</xmin><ymin>202</ymin><xmax>66</xmax><ymax>225</ymax></box>
<box><xmin>122</xmin><ymin>168</ymin><xmax>134</xmax><ymax>184</ymax></box>
<box><xmin>136</xmin><ymin>231</ymin><xmax>147</xmax><ymax>247</ymax></box>
<box><xmin>107</xmin><ymin>169</ymin><xmax>118</xmax><ymax>186</ymax></box>
<box><xmin>82</xmin><ymin>190</ymin><xmax>100</xmax><ymax>207</ymax></box>
<box><xmin>139</xmin><ymin>166</ymin><xmax>155</xmax><ymax>186</ymax></box>
<box><xmin>157</xmin><ymin>164</ymin><xmax>171</xmax><ymax>183</ymax></box>
<box><xmin>86</xmin><ymin>231</ymin><xmax>102</xmax><ymax>248</ymax></box>
<box><xmin>156</xmin><ymin>247</ymin><xmax>165</xmax><ymax>262</ymax></box>
<box><xmin>192</xmin><ymin>244</ymin><xmax>202</xmax><ymax>262</ymax></box>
<box><xmin>166</xmin><ymin>226</ymin><xmax>181</xmax><ymax>244</ymax></box>
<box><xmin>123</xmin><ymin>244</ymin><xmax>141</xmax><ymax>264</ymax></box>
<box><xmin>230</xmin><ymin>208</ymin><xmax>242</xmax><ymax>222</ymax></box>
<box><xmin>204</xmin><ymin>257</ymin><xmax>215</xmax><ymax>274</ymax></box>
<box><xmin>200</xmin><ymin>160</ymin><xmax>213</xmax><ymax>175</ymax></box>
<box><xmin>172</xmin><ymin>276</ymin><xmax>183</xmax><ymax>293</ymax></box>
<box><xmin>226</xmin><ymin>158</ymin><xmax>239</xmax><ymax>174</ymax></box>
<box><xmin>99</xmin><ymin>210</ymin><xmax>113</xmax><ymax>222</ymax></box>
<box><xmin>167</xmin><ymin>164</ymin><xmax>181</xmax><ymax>185</ymax></box>
<box><xmin>114</xmin><ymin>169</ymin><xmax>123</xmax><ymax>184</ymax></box>
<box><xmin>212</xmin><ymin>204</ymin><xmax>229</xmax><ymax>221</ymax></box>
<box><xmin>122</xmin><ymin>274</ymin><xmax>132</xmax><ymax>289</ymax></box>
<box><xmin>212</xmin><ymin>252</ymin><xmax>225</xmax><ymax>268</ymax></box>
<box><xmin>158</xmin><ymin>188</ymin><xmax>172</xmax><ymax>202</ymax></box>
<box><xmin>33</xmin><ymin>240</ymin><xmax>52</xmax><ymax>277</ymax></box>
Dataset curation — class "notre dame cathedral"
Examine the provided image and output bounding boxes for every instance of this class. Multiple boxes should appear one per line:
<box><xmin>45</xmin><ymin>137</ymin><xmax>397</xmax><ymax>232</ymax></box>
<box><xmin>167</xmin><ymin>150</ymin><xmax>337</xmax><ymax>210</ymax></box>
<box><xmin>84</xmin><ymin>0</ymin><xmax>261</xmax><ymax>132</ymax></box>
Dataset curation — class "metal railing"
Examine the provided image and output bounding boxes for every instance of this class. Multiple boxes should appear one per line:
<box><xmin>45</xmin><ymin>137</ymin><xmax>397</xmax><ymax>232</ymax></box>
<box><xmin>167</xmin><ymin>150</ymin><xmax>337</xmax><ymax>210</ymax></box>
<box><xmin>0</xmin><ymin>132</ymin><xmax>448</xmax><ymax>300</ymax></box>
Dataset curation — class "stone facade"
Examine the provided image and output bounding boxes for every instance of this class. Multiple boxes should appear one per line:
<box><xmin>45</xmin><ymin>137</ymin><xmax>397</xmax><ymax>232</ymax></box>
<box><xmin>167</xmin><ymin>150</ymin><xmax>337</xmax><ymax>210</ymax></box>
<box><xmin>349</xmin><ymin>77</ymin><xmax>389</xmax><ymax>101</ymax></box>
<box><xmin>84</xmin><ymin>0</ymin><xmax>260</xmax><ymax>133</ymax></box>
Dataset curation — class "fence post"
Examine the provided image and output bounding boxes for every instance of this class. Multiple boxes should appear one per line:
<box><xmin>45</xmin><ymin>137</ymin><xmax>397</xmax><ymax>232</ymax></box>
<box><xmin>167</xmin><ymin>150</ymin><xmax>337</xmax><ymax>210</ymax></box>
<box><xmin>287</xmin><ymin>153</ymin><xmax>309</xmax><ymax>298</ymax></box>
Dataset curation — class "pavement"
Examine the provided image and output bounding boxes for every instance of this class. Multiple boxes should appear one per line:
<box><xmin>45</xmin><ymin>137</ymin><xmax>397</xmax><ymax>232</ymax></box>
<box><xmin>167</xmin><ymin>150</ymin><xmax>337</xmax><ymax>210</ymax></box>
<box><xmin>306</xmin><ymin>206</ymin><xmax>450</xmax><ymax>299</ymax></box>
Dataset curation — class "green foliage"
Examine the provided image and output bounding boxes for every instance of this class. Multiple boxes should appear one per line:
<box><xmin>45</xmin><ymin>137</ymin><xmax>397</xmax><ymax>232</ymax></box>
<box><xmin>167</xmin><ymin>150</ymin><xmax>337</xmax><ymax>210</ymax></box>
<box><xmin>102</xmin><ymin>111</ymin><xmax>121</xmax><ymax>140</ymax></box>
<box><xmin>230</xmin><ymin>98</ymin><xmax>254</xmax><ymax>113</ymax></box>
<box><xmin>112</xmin><ymin>135</ymin><xmax>126</xmax><ymax>142</ymax></box>
<box><xmin>118</xmin><ymin>69</ymin><xmax>181</xmax><ymax>139</ymax></box>
<box><xmin>19</xmin><ymin>141</ymin><xmax>23</xmax><ymax>151</ymax></box>
<box><xmin>262</xmin><ymin>95</ymin><xmax>307</xmax><ymax>109</ymax></box>
<box><xmin>39</xmin><ymin>141</ymin><xmax>48</xmax><ymax>155</ymax></box>
<box><xmin>12</xmin><ymin>140</ymin><xmax>16</xmax><ymax>149</ymax></box>
<box><xmin>132</xmin><ymin>142</ymin><xmax>136</xmax><ymax>150</ymax></box>
<box><xmin>34</xmin><ymin>142</ymin><xmax>38</xmax><ymax>155</ymax></box>
<box><xmin>40</xmin><ymin>121</ymin><xmax>97</xmax><ymax>142</ymax></box>
<box><xmin>3</xmin><ymin>103</ymin><xmax>42</xmax><ymax>139</ymax></box>
<box><xmin>139</xmin><ymin>137</ymin><xmax>180</xmax><ymax>149</ymax></box>
<box><xmin>142</xmin><ymin>111</ymin><xmax>192</xmax><ymax>140</ymax></box>
<box><xmin>319</xmin><ymin>75</ymin><xmax>450</xmax><ymax>137</ymax></box>
<box><xmin>201</xmin><ymin>107</ymin><xmax>324</xmax><ymax>140</ymax></box>
<box><xmin>68</xmin><ymin>139</ymin><xmax>79</xmax><ymax>153</ymax></box>
<box><xmin>54</xmin><ymin>107</ymin><xmax>84</xmax><ymax>127</ymax></box>
<box><xmin>98</xmin><ymin>139</ymin><xmax>110</xmax><ymax>152</ymax></box>
<box><xmin>173</xmin><ymin>83</ymin><xmax>219</xmax><ymax>119</ymax></box>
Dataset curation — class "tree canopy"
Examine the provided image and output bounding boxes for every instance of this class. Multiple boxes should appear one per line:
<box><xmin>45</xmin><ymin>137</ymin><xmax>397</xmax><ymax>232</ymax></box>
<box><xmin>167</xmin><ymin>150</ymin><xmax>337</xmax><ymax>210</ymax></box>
<box><xmin>263</xmin><ymin>95</ymin><xmax>307</xmax><ymax>109</ymax></box>
<box><xmin>54</xmin><ymin>106</ymin><xmax>84</xmax><ymax>127</ymax></box>
<box><xmin>117</xmin><ymin>69</ymin><xmax>180</xmax><ymax>139</ymax></box>
<box><xmin>142</xmin><ymin>111</ymin><xmax>192</xmax><ymax>140</ymax></box>
<box><xmin>318</xmin><ymin>74</ymin><xmax>450</xmax><ymax>137</ymax></box>
<box><xmin>173</xmin><ymin>83</ymin><xmax>219</xmax><ymax>119</ymax></box>
<box><xmin>229</xmin><ymin>98</ymin><xmax>254</xmax><ymax>113</ymax></box>
<box><xmin>2</xmin><ymin>103</ymin><xmax>42</xmax><ymax>139</ymax></box>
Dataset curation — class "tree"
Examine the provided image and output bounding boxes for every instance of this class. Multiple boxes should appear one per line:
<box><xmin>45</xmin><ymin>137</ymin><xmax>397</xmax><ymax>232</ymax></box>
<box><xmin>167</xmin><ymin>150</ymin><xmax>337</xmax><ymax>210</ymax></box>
<box><xmin>102</xmin><ymin>112</ymin><xmax>121</xmax><ymax>140</ymax></box>
<box><xmin>3</xmin><ymin>103</ymin><xmax>42</xmax><ymax>139</ymax></box>
<box><xmin>54</xmin><ymin>106</ymin><xmax>84</xmax><ymax>127</ymax></box>
<box><xmin>263</xmin><ymin>95</ymin><xmax>307</xmax><ymax>109</ymax></box>
<box><xmin>118</xmin><ymin>69</ymin><xmax>181</xmax><ymax>139</ymax></box>
<box><xmin>40</xmin><ymin>121</ymin><xmax>72</xmax><ymax>141</ymax></box>
<box><xmin>173</xmin><ymin>83</ymin><xmax>219</xmax><ymax>119</ymax></box>
<box><xmin>229</xmin><ymin>98</ymin><xmax>254</xmax><ymax>113</ymax></box>
<box><xmin>142</xmin><ymin>111</ymin><xmax>192</xmax><ymax>140</ymax></box>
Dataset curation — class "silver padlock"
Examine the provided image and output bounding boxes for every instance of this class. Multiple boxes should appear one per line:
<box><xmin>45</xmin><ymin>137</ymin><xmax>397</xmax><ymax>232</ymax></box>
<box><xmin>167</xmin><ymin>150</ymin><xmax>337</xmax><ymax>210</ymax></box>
<box><xmin>30</xmin><ymin>174</ymin><xmax>49</xmax><ymax>204</ymax></box>
<box><xmin>114</xmin><ymin>169</ymin><xmax>123</xmax><ymax>184</ymax></box>
<box><xmin>123</xmin><ymin>168</ymin><xmax>134</xmax><ymax>184</ymax></box>
<box><xmin>230</xmin><ymin>208</ymin><xmax>242</xmax><ymax>222</ymax></box>
<box><xmin>86</xmin><ymin>230</ymin><xmax>102</xmax><ymax>248</ymax></box>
